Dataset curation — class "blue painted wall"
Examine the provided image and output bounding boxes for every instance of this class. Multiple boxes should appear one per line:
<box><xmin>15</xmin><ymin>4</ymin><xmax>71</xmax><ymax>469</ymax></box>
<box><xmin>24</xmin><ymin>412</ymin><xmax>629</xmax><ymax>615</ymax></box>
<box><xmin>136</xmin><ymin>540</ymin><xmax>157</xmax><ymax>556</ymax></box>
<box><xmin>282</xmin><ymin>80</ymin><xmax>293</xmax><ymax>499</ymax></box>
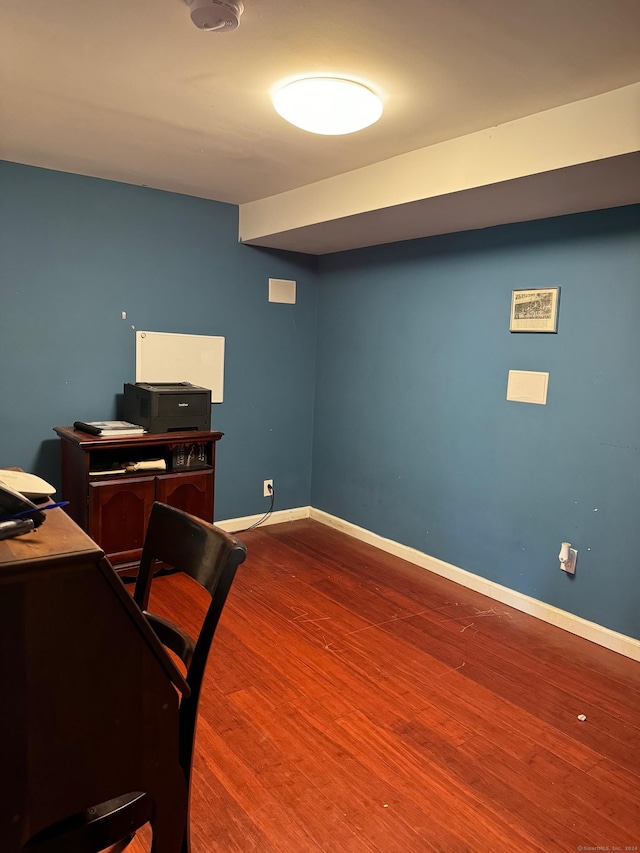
<box><xmin>313</xmin><ymin>206</ymin><xmax>640</xmax><ymax>640</ymax></box>
<box><xmin>3</xmin><ymin>160</ymin><xmax>639</xmax><ymax>641</ymax></box>
<box><xmin>0</xmin><ymin>161</ymin><xmax>318</xmax><ymax>520</ymax></box>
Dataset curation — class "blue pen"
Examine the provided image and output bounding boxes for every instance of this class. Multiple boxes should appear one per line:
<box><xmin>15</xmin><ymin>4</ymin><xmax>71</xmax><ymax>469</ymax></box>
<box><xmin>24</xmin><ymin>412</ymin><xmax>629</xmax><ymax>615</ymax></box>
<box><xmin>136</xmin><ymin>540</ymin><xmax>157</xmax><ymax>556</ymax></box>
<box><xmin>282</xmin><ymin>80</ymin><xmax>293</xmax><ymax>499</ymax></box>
<box><xmin>7</xmin><ymin>500</ymin><xmax>70</xmax><ymax>520</ymax></box>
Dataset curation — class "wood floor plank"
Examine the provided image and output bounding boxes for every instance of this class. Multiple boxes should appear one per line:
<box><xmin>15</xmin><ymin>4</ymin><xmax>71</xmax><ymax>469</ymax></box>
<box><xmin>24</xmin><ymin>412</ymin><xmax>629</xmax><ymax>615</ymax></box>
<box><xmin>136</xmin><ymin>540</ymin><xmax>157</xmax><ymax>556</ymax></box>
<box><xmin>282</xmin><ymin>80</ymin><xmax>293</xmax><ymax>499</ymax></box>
<box><xmin>412</xmin><ymin>599</ymin><xmax>640</xmax><ymax>732</ymax></box>
<box><xmin>475</xmin><ymin>736</ymin><xmax>640</xmax><ymax>838</ymax></box>
<box><xmin>373</xmin><ymin>611</ymin><xmax>640</xmax><ymax>772</ymax></box>
<box><xmin>120</xmin><ymin>519</ymin><xmax>640</xmax><ymax>852</ymax></box>
<box><xmin>332</xmin><ymin>709</ymin><xmax>546</xmax><ymax>852</ymax></box>
<box><xmin>227</xmin><ymin>688</ymin><xmax>447</xmax><ymax>853</ymax></box>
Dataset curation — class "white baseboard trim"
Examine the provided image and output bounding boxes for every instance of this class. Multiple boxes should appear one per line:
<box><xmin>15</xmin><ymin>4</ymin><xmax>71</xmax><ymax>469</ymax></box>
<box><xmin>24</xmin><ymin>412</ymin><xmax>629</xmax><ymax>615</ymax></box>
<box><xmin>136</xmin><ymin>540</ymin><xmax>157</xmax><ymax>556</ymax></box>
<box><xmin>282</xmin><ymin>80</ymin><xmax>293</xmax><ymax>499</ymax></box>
<box><xmin>310</xmin><ymin>508</ymin><xmax>640</xmax><ymax>663</ymax></box>
<box><xmin>216</xmin><ymin>506</ymin><xmax>311</xmax><ymax>534</ymax></box>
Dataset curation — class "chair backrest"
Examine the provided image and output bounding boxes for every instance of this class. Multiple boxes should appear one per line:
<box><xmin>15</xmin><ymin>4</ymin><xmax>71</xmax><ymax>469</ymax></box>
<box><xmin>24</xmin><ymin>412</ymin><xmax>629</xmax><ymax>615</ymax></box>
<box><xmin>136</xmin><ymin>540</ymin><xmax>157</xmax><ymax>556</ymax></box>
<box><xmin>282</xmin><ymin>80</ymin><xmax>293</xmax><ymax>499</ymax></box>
<box><xmin>133</xmin><ymin>502</ymin><xmax>246</xmax><ymax>791</ymax></box>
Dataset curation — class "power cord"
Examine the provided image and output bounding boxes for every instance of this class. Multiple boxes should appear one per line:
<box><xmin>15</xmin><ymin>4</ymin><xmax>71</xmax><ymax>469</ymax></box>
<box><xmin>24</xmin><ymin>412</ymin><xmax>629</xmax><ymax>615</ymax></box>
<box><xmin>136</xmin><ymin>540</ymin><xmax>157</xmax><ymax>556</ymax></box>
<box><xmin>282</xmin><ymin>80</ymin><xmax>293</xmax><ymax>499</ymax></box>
<box><xmin>237</xmin><ymin>482</ymin><xmax>275</xmax><ymax>533</ymax></box>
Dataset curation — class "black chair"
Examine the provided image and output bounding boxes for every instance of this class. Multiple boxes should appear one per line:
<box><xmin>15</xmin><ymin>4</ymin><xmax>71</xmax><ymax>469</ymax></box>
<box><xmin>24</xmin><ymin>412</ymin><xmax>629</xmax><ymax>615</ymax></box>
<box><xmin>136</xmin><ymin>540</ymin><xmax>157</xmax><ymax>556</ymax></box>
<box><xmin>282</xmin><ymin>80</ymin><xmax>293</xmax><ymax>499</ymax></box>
<box><xmin>22</xmin><ymin>793</ymin><xmax>155</xmax><ymax>853</ymax></box>
<box><xmin>132</xmin><ymin>502</ymin><xmax>247</xmax><ymax>853</ymax></box>
<box><xmin>23</xmin><ymin>502</ymin><xmax>246</xmax><ymax>853</ymax></box>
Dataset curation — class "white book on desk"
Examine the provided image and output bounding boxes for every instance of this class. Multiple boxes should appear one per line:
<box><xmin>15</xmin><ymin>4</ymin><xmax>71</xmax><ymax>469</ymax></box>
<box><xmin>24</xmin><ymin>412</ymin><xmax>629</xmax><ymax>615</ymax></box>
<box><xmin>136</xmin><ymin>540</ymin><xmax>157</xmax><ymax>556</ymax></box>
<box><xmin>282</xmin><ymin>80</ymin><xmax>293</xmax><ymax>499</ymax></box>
<box><xmin>74</xmin><ymin>420</ymin><xmax>146</xmax><ymax>436</ymax></box>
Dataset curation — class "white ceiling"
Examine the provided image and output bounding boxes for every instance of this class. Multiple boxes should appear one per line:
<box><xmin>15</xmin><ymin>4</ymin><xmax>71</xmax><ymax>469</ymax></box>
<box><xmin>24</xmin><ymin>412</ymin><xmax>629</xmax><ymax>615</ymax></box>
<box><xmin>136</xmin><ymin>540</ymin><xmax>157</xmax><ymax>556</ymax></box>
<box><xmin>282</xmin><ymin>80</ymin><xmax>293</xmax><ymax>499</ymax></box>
<box><xmin>1</xmin><ymin>0</ymin><xmax>639</xmax><ymax>252</ymax></box>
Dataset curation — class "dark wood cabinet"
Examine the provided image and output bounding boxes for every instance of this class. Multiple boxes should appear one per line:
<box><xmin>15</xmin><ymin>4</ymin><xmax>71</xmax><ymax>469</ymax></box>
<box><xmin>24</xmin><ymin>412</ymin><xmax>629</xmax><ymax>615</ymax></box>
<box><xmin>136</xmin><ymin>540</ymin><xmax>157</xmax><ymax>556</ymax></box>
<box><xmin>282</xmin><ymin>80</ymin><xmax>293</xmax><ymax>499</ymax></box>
<box><xmin>54</xmin><ymin>426</ymin><xmax>222</xmax><ymax>570</ymax></box>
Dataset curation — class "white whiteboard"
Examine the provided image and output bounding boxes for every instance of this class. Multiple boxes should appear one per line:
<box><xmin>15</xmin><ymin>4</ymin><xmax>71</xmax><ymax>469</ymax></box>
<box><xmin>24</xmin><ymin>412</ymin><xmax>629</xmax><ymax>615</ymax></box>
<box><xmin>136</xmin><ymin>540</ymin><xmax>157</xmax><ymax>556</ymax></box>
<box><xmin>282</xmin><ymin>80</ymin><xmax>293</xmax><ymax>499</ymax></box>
<box><xmin>135</xmin><ymin>331</ymin><xmax>225</xmax><ymax>402</ymax></box>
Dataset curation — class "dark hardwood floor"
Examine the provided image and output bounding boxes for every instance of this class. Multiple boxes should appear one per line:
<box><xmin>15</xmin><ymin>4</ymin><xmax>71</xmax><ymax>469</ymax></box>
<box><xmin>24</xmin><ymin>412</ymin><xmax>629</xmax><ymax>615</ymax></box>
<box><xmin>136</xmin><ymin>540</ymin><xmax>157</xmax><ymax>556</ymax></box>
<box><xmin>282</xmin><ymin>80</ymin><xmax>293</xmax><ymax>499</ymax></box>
<box><xmin>121</xmin><ymin>519</ymin><xmax>640</xmax><ymax>852</ymax></box>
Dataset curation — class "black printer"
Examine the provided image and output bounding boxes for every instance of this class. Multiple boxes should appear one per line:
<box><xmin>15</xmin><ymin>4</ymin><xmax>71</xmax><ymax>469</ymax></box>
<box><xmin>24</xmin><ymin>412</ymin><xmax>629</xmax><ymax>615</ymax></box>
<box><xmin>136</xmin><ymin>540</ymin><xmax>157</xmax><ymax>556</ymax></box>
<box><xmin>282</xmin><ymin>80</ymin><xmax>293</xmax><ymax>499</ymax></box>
<box><xmin>123</xmin><ymin>382</ymin><xmax>211</xmax><ymax>433</ymax></box>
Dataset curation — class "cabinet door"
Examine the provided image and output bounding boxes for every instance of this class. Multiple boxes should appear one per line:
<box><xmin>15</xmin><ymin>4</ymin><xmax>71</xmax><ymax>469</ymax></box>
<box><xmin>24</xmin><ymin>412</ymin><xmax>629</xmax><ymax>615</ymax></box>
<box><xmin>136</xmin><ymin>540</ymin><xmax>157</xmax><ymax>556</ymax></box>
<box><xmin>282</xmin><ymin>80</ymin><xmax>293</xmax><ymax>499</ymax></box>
<box><xmin>156</xmin><ymin>470</ymin><xmax>214</xmax><ymax>522</ymax></box>
<box><xmin>89</xmin><ymin>477</ymin><xmax>156</xmax><ymax>565</ymax></box>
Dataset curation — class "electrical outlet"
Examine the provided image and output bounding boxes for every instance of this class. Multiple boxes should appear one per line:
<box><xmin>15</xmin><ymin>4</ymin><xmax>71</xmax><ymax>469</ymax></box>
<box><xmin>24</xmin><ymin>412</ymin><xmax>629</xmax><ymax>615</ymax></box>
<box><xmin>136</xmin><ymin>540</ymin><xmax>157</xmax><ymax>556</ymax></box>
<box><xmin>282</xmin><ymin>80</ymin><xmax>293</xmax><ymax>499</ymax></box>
<box><xmin>559</xmin><ymin>542</ymin><xmax>577</xmax><ymax>575</ymax></box>
<box><xmin>263</xmin><ymin>479</ymin><xmax>273</xmax><ymax>498</ymax></box>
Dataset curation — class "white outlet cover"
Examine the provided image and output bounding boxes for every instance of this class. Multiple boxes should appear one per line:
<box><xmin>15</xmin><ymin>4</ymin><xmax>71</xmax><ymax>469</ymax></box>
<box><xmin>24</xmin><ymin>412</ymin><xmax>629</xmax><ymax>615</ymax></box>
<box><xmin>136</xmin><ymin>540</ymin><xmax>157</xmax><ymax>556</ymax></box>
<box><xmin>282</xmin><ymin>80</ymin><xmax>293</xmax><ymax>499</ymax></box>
<box><xmin>269</xmin><ymin>278</ymin><xmax>296</xmax><ymax>304</ymax></box>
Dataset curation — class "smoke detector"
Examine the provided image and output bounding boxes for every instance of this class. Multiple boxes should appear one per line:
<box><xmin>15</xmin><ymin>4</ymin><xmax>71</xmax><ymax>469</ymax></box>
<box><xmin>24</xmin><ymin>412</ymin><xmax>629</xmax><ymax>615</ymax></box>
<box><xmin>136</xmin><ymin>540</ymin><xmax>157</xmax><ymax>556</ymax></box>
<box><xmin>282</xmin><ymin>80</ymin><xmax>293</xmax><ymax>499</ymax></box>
<box><xmin>185</xmin><ymin>0</ymin><xmax>244</xmax><ymax>31</ymax></box>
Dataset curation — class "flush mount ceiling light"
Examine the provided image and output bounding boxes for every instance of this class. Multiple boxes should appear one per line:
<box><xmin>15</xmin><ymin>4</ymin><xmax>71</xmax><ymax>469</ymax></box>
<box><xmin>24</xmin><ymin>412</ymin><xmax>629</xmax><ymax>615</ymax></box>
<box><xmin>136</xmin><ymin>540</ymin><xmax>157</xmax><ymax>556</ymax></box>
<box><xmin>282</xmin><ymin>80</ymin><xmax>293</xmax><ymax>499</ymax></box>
<box><xmin>272</xmin><ymin>77</ymin><xmax>383</xmax><ymax>135</ymax></box>
<box><xmin>185</xmin><ymin>0</ymin><xmax>244</xmax><ymax>31</ymax></box>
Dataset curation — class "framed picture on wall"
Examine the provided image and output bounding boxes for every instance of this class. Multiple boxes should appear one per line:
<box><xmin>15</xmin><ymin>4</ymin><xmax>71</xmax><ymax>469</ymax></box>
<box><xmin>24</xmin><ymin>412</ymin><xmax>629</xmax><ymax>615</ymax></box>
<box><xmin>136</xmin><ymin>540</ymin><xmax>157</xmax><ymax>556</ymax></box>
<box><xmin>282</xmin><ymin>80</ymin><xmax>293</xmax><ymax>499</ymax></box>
<box><xmin>510</xmin><ymin>287</ymin><xmax>560</xmax><ymax>333</ymax></box>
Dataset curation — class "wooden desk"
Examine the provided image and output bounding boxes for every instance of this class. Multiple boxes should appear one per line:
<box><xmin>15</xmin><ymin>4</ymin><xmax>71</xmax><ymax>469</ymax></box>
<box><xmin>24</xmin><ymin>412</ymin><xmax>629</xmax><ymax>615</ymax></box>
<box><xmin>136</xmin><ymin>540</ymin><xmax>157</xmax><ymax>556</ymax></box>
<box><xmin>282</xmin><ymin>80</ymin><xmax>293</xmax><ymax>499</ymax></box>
<box><xmin>0</xmin><ymin>508</ymin><xmax>187</xmax><ymax>852</ymax></box>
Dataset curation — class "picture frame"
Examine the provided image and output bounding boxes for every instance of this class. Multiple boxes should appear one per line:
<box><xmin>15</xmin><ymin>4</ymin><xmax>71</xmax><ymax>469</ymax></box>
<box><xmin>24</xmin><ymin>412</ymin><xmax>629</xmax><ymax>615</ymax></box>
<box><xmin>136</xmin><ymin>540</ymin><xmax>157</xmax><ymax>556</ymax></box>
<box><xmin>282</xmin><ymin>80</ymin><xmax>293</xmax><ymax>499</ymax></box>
<box><xmin>510</xmin><ymin>287</ymin><xmax>560</xmax><ymax>333</ymax></box>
